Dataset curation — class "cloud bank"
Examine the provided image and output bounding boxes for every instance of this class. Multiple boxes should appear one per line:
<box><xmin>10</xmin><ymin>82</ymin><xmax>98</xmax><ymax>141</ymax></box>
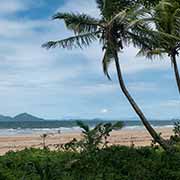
<box><xmin>0</xmin><ymin>0</ymin><xmax>179</xmax><ymax>119</ymax></box>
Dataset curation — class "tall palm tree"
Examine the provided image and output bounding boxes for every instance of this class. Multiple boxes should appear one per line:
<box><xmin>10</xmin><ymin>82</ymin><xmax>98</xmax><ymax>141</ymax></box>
<box><xmin>42</xmin><ymin>0</ymin><xmax>171</xmax><ymax>151</ymax></box>
<box><xmin>139</xmin><ymin>0</ymin><xmax>180</xmax><ymax>94</ymax></box>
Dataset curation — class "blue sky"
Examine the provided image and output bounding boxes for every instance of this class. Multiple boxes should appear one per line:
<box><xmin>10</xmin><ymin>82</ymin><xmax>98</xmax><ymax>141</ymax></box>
<box><xmin>0</xmin><ymin>0</ymin><xmax>179</xmax><ymax>120</ymax></box>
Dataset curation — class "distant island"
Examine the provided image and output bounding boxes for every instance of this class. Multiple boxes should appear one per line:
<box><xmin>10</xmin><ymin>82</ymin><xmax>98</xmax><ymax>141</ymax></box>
<box><xmin>0</xmin><ymin>113</ymin><xmax>44</xmax><ymax>122</ymax></box>
<box><xmin>0</xmin><ymin>113</ymin><xmax>179</xmax><ymax>122</ymax></box>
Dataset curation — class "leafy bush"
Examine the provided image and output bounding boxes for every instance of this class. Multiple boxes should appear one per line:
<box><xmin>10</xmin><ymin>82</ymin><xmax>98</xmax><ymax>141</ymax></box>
<box><xmin>61</xmin><ymin>121</ymin><xmax>123</xmax><ymax>152</ymax></box>
<box><xmin>173</xmin><ymin>122</ymin><xmax>180</xmax><ymax>137</ymax></box>
<box><xmin>170</xmin><ymin>122</ymin><xmax>180</xmax><ymax>146</ymax></box>
<box><xmin>0</xmin><ymin>147</ymin><xmax>180</xmax><ymax>180</ymax></box>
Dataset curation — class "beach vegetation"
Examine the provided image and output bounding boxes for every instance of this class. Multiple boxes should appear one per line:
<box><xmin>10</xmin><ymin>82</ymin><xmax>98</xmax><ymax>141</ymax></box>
<box><xmin>170</xmin><ymin>122</ymin><xmax>180</xmax><ymax>147</ymax></box>
<box><xmin>0</xmin><ymin>121</ymin><xmax>180</xmax><ymax>179</ymax></box>
<box><xmin>60</xmin><ymin>121</ymin><xmax>123</xmax><ymax>152</ymax></box>
<box><xmin>0</xmin><ymin>146</ymin><xmax>180</xmax><ymax>180</ymax></box>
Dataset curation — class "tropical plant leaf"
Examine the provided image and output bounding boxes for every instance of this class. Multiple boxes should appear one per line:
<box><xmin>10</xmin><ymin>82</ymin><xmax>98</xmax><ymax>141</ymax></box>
<box><xmin>42</xmin><ymin>32</ymin><xmax>99</xmax><ymax>49</ymax></box>
<box><xmin>102</xmin><ymin>47</ymin><xmax>114</xmax><ymax>80</ymax></box>
<box><xmin>109</xmin><ymin>9</ymin><xmax>127</xmax><ymax>25</ymax></box>
<box><xmin>76</xmin><ymin>121</ymin><xmax>90</xmax><ymax>133</ymax></box>
<box><xmin>137</xmin><ymin>48</ymin><xmax>165</xmax><ymax>59</ymax></box>
<box><xmin>112</xmin><ymin>121</ymin><xmax>124</xmax><ymax>130</ymax></box>
<box><xmin>96</xmin><ymin>0</ymin><xmax>104</xmax><ymax>11</ymax></box>
<box><xmin>53</xmin><ymin>12</ymin><xmax>101</xmax><ymax>33</ymax></box>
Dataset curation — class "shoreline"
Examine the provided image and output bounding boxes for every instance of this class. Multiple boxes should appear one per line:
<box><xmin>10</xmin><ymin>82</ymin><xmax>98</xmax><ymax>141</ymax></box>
<box><xmin>0</xmin><ymin>127</ymin><xmax>173</xmax><ymax>155</ymax></box>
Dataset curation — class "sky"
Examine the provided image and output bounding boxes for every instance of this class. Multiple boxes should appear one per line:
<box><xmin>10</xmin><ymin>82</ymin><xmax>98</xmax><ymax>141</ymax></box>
<box><xmin>0</xmin><ymin>0</ymin><xmax>180</xmax><ymax>120</ymax></box>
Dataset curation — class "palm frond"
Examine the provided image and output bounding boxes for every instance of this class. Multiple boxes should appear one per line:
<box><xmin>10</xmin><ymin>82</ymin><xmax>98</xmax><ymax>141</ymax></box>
<box><xmin>96</xmin><ymin>0</ymin><xmax>104</xmax><ymax>11</ymax></box>
<box><xmin>109</xmin><ymin>9</ymin><xmax>127</xmax><ymax>25</ymax></box>
<box><xmin>102</xmin><ymin>46</ymin><xmax>114</xmax><ymax>80</ymax></box>
<box><xmin>112</xmin><ymin>121</ymin><xmax>124</xmax><ymax>130</ymax></box>
<box><xmin>136</xmin><ymin>0</ymin><xmax>160</xmax><ymax>8</ymax></box>
<box><xmin>158</xmin><ymin>1</ymin><xmax>173</xmax><ymax>9</ymax></box>
<box><xmin>100</xmin><ymin>0</ymin><xmax>133</xmax><ymax>20</ymax></box>
<box><xmin>137</xmin><ymin>48</ymin><xmax>165</xmax><ymax>59</ymax></box>
<box><xmin>76</xmin><ymin>121</ymin><xmax>89</xmax><ymax>133</ymax></box>
<box><xmin>173</xmin><ymin>8</ymin><xmax>180</xmax><ymax>36</ymax></box>
<box><xmin>153</xmin><ymin>30</ymin><xmax>180</xmax><ymax>42</ymax></box>
<box><xmin>109</xmin><ymin>6</ymin><xmax>151</xmax><ymax>36</ymax></box>
<box><xmin>128</xmin><ymin>22</ymin><xmax>158</xmax><ymax>50</ymax></box>
<box><xmin>53</xmin><ymin>12</ymin><xmax>101</xmax><ymax>33</ymax></box>
<box><xmin>42</xmin><ymin>32</ymin><xmax>99</xmax><ymax>50</ymax></box>
<box><xmin>126</xmin><ymin>18</ymin><xmax>154</xmax><ymax>29</ymax></box>
<box><xmin>129</xmin><ymin>32</ymin><xmax>153</xmax><ymax>51</ymax></box>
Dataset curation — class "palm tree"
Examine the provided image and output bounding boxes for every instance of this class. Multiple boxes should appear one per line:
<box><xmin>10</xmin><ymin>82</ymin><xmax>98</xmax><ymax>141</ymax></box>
<box><xmin>42</xmin><ymin>0</ymin><xmax>171</xmax><ymax>151</ymax></box>
<box><xmin>139</xmin><ymin>0</ymin><xmax>180</xmax><ymax>94</ymax></box>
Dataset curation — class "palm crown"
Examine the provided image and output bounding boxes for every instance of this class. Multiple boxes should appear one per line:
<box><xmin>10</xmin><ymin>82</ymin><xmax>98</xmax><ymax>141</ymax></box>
<box><xmin>42</xmin><ymin>1</ymin><xmax>151</xmax><ymax>79</ymax></box>
<box><xmin>137</xmin><ymin>0</ymin><xmax>180</xmax><ymax>94</ymax></box>
<box><xmin>139</xmin><ymin>0</ymin><xmax>180</xmax><ymax>58</ymax></box>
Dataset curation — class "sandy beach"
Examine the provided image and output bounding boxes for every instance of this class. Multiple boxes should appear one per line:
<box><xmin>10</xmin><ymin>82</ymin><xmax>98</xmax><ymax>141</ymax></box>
<box><xmin>0</xmin><ymin>127</ymin><xmax>173</xmax><ymax>155</ymax></box>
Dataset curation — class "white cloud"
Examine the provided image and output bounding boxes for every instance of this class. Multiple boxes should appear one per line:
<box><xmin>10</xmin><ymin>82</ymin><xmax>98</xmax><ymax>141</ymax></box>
<box><xmin>128</xmin><ymin>82</ymin><xmax>158</xmax><ymax>92</ymax></box>
<box><xmin>58</xmin><ymin>0</ymin><xmax>100</xmax><ymax>17</ymax></box>
<box><xmin>69</xmin><ymin>44</ymin><xmax>170</xmax><ymax>78</ymax></box>
<box><xmin>0</xmin><ymin>0</ymin><xmax>27</xmax><ymax>15</ymax></box>
<box><xmin>0</xmin><ymin>0</ymin><xmax>178</xmax><ymax>119</ymax></box>
<box><xmin>160</xmin><ymin>100</ymin><xmax>180</xmax><ymax>108</ymax></box>
<box><xmin>0</xmin><ymin>0</ymin><xmax>45</xmax><ymax>16</ymax></box>
<box><xmin>100</xmin><ymin>109</ymin><xmax>109</xmax><ymax>114</ymax></box>
<box><xmin>0</xmin><ymin>17</ymin><xmax>65</xmax><ymax>40</ymax></box>
<box><xmin>78</xmin><ymin>83</ymin><xmax>118</xmax><ymax>95</ymax></box>
<box><xmin>142</xmin><ymin>100</ymin><xmax>180</xmax><ymax>119</ymax></box>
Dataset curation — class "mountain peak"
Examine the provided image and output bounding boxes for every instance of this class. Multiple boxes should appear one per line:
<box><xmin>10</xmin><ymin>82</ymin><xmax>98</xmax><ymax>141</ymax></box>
<box><xmin>0</xmin><ymin>115</ymin><xmax>13</xmax><ymax>121</ymax></box>
<box><xmin>14</xmin><ymin>113</ymin><xmax>44</xmax><ymax>121</ymax></box>
<box><xmin>16</xmin><ymin>112</ymin><xmax>30</xmax><ymax>116</ymax></box>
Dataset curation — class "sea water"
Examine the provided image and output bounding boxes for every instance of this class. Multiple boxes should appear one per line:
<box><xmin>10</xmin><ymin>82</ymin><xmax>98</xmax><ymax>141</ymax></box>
<box><xmin>0</xmin><ymin>120</ymin><xmax>177</xmax><ymax>136</ymax></box>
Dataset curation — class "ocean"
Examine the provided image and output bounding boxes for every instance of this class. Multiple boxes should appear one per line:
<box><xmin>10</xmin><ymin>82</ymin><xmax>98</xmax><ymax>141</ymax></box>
<box><xmin>0</xmin><ymin>120</ymin><xmax>178</xmax><ymax>136</ymax></box>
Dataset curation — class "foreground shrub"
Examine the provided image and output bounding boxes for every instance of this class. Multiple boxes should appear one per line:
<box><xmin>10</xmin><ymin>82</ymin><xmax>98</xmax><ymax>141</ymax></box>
<box><xmin>0</xmin><ymin>146</ymin><xmax>180</xmax><ymax>180</ymax></box>
<box><xmin>61</xmin><ymin>121</ymin><xmax>123</xmax><ymax>152</ymax></box>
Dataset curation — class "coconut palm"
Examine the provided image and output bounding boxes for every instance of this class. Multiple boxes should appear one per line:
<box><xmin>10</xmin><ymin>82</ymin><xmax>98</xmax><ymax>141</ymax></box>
<box><xmin>139</xmin><ymin>0</ymin><xmax>180</xmax><ymax>94</ymax></box>
<box><xmin>42</xmin><ymin>0</ymin><xmax>170</xmax><ymax>151</ymax></box>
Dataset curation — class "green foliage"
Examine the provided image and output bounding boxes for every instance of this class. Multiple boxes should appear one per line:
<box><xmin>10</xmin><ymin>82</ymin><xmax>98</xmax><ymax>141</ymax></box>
<box><xmin>138</xmin><ymin>0</ymin><xmax>180</xmax><ymax>59</ymax></box>
<box><xmin>40</xmin><ymin>133</ymin><xmax>48</xmax><ymax>149</ymax></box>
<box><xmin>137</xmin><ymin>0</ymin><xmax>180</xmax><ymax>95</ymax></box>
<box><xmin>173</xmin><ymin>121</ymin><xmax>180</xmax><ymax>137</ymax></box>
<box><xmin>136</xmin><ymin>0</ymin><xmax>160</xmax><ymax>7</ymax></box>
<box><xmin>61</xmin><ymin>121</ymin><xmax>123</xmax><ymax>152</ymax></box>
<box><xmin>97</xmin><ymin>0</ymin><xmax>159</xmax><ymax>19</ymax></box>
<box><xmin>170</xmin><ymin>122</ymin><xmax>180</xmax><ymax>146</ymax></box>
<box><xmin>42</xmin><ymin>32</ymin><xmax>99</xmax><ymax>50</ymax></box>
<box><xmin>0</xmin><ymin>146</ymin><xmax>180</xmax><ymax>179</ymax></box>
<box><xmin>53</xmin><ymin>13</ymin><xmax>100</xmax><ymax>33</ymax></box>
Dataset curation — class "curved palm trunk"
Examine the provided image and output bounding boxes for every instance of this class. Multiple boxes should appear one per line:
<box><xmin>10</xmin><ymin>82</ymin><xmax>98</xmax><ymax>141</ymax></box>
<box><xmin>172</xmin><ymin>55</ymin><xmax>180</xmax><ymax>94</ymax></box>
<box><xmin>113</xmin><ymin>51</ymin><xmax>171</xmax><ymax>151</ymax></box>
